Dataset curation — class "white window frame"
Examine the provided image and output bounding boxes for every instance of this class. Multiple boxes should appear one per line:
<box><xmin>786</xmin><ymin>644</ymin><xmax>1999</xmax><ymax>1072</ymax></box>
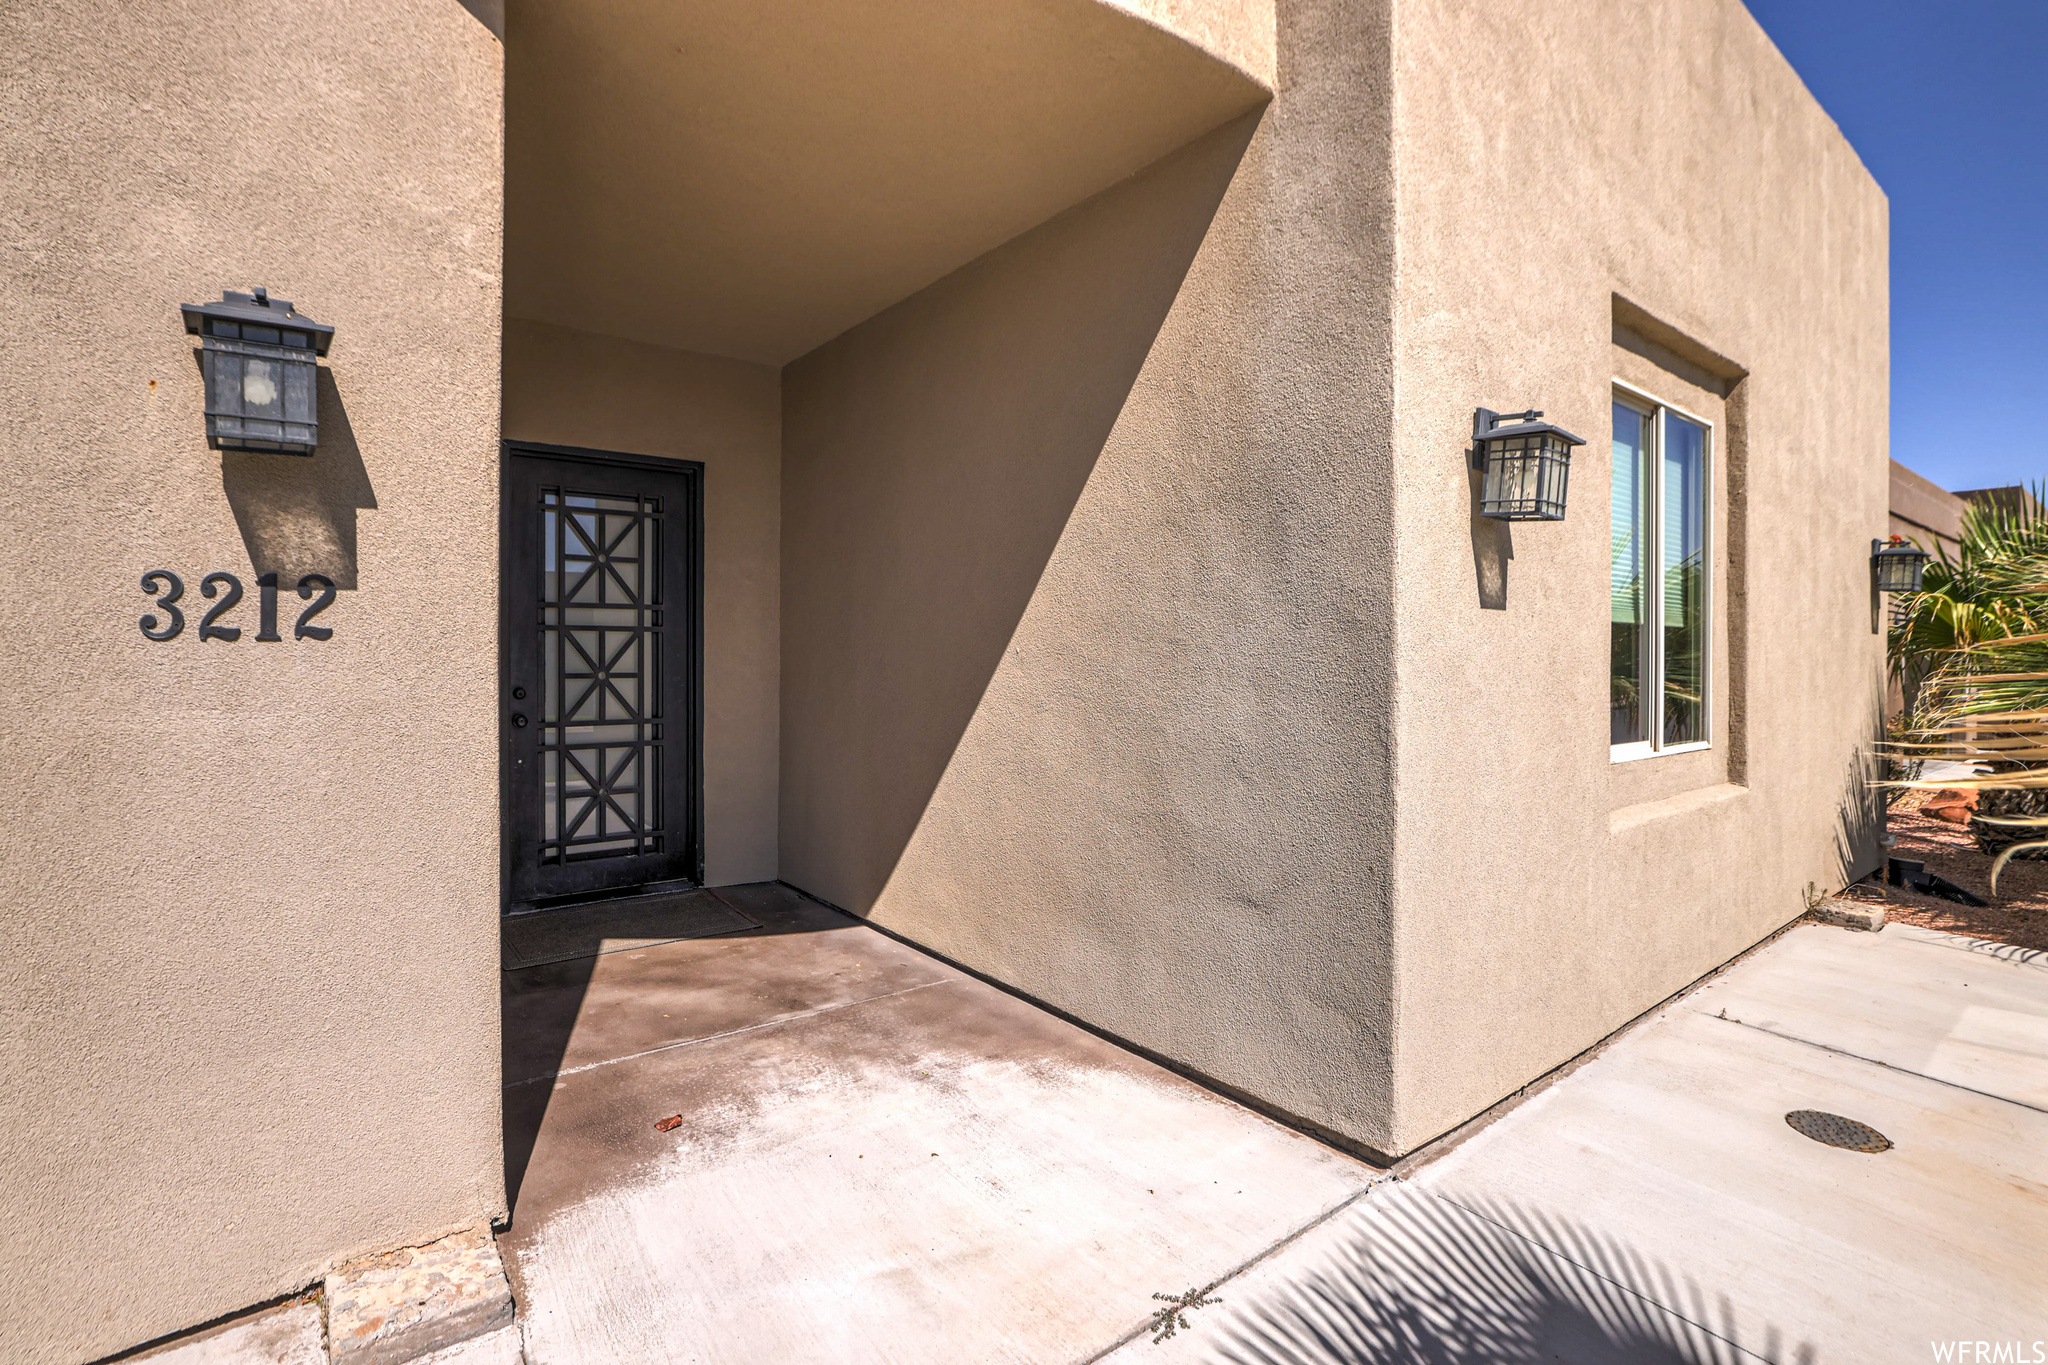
<box><xmin>1610</xmin><ymin>380</ymin><xmax>1713</xmax><ymax>764</ymax></box>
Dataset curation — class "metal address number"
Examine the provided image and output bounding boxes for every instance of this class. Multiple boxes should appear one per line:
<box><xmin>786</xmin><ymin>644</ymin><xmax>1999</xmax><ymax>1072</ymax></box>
<box><xmin>139</xmin><ymin>570</ymin><xmax>335</xmax><ymax>641</ymax></box>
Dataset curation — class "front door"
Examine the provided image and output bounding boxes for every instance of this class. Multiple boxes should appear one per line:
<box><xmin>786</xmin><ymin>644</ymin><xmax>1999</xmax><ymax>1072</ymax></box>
<box><xmin>501</xmin><ymin>443</ymin><xmax>702</xmax><ymax>908</ymax></box>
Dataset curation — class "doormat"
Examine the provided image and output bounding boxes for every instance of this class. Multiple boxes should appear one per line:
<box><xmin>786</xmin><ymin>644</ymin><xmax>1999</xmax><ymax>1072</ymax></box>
<box><xmin>501</xmin><ymin>890</ymin><xmax>761</xmax><ymax>971</ymax></box>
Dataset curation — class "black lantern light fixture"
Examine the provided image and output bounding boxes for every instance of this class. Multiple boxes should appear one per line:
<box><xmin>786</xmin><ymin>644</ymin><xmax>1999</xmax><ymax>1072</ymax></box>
<box><xmin>1871</xmin><ymin>536</ymin><xmax>1929</xmax><ymax>595</ymax></box>
<box><xmin>1472</xmin><ymin>408</ymin><xmax>1585</xmax><ymax>521</ymax></box>
<box><xmin>180</xmin><ymin>287</ymin><xmax>333</xmax><ymax>455</ymax></box>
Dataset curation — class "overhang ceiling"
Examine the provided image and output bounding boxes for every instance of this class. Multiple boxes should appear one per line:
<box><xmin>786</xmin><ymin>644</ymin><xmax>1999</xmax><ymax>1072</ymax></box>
<box><xmin>504</xmin><ymin>0</ymin><xmax>1271</xmax><ymax>365</ymax></box>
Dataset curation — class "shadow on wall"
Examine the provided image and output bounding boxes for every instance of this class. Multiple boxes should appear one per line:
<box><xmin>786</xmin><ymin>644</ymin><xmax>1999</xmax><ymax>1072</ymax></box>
<box><xmin>1212</xmin><ymin>1184</ymin><xmax>1811</xmax><ymax>1364</ymax></box>
<box><xmin>1832</xmin><ymin>695</ymin><xmax>1890</xmax><ymax>893</ymax></box>
<box><xmin>780</xmin><ymin>112</ymin><xmax>1262</xmax><ymax>912</ymax></box>
<box><xmin>454</xmin><ymin>0</ymin><xmax>504</xmax><ymax>39</ymax></box>
<box><xmin>219</xmin><ymin>367</ymin><xmax>377</xmax><ymax>589</ymax></box>
<box><xmin>1468</xmin><ymin>459</ymin><xmax>1511</xmax><ymax>610</ymax></box>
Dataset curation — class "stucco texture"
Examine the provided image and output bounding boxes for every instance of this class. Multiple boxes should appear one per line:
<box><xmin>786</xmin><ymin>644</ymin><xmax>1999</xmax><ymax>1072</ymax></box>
<box><xmin>782</xmin><ymin>0</ymin><xmax>1400</xmax><ymax>1153</ymax></box>
<box><xmin>1</xmin><ymin>4</ymin><xmax>1895</xmax><ymax>1357</ymax></box>
<box><xmin>780</xmin><ymin>0</ymin><xmax>1885</xmax><ymax>1163</ymax></box>
<box><xmin>0</xmin><ymin>3</ymin><xmax>506</xmax><ymax>1361</ymax></box>
<box><xmin>502</xmin><ymin>320</ymin><xmax>782</xmax><ymax>888</ymax></box>
<box><xmin>1385</xmin><ymin>0</ymin><xmax>1889</xmax><ymax>1152</ymax></box>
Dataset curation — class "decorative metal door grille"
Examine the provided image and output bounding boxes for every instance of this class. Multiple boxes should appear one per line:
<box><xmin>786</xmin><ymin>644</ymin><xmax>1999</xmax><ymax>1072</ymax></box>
<box><xmin>539</xmin><ymin>488</ymin><xmax>663</xmax><ymax>863</ymax></box>
<box><xmin>503</xmin><ymin>445</ymin><xmax>700</xmax><ymax>907</ymax></box>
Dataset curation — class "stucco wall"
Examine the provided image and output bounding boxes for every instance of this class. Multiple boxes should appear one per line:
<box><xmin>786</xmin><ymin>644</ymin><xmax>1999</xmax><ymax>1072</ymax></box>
<box><xmin>0</xmin><ymin>3</ymin><xmax>506</xmax><ymax>1361</ymax></box>
<box><xmin>502</xmin><ymin>320</ymin><xmax>782</xmax><ymax>887</ymax></box>
<box><xmin>782</xmin><ymin>0</ymin><xmax>1401</xmax><ymax>1153</ymax></box>
<box><xmin>1386</xmin><ymin>0</ymin><xmax>1889</xmax><ymax>1152</ymax></box>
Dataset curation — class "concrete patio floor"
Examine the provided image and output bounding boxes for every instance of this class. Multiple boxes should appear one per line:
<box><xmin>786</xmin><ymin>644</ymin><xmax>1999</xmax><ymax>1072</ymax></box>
<box><xmin>1117</xmin><ymin>923</ymin><xmax>2048</xmax><ymax>1365</ymax></box>
<box><xmin>497</xmin><ymin>883</ymin><xmax>1383</xmax><ymax>1364</ymax></box>
<box><xmin>154</xmin><ymin>902</ymin><xmax>2044</xmax><ymax>1363</ymax></box>
<box><xmin>499</xmin><ymin>897</ymin><xmax>2047</xmax><ymax>1364</ymax></box>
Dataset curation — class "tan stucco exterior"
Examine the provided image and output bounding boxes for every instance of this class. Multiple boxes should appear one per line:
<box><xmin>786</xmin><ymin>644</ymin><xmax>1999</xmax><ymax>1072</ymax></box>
<box><xmin>0</xmin><ymin>3</ymin><xmax>506</xmax><ymax>1361</ymax></box>
<box><xmin>1384</xmin><ymin>0</ymin><xmax>1888</xmax><ymax>1152</ymax></box>
<box><xmin>779</xmin><ymin>2</ymin><xmax>1400</xmax><ymax>1149</ymax></box>
<box><xmin>3</xmin><ymin>0</ymin><xmax>1889</xmax><ymax>1354</ymax></box>
<box><xmin>781</xmin><ymin>0</ymin><xmax>1885</xmax><ymax>1161</ymax></box>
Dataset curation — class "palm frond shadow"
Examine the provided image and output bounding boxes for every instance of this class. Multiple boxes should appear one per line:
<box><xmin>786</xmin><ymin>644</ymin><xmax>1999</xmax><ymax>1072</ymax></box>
<box><xmin>1206</xmin><ymin>1184</ymin><xmax>1813</xmax><ymax>1365</ymax></box>
<box><xmin>1837</xmin><ymin>699</ymin><xmax>1889</xmax><ymax>885</ymax></box>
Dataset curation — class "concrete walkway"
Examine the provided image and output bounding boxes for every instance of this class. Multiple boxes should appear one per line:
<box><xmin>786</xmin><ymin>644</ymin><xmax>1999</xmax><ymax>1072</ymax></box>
<box><xmin>497</xmin><ymin>883</ymin><xmax>1382</xmax><ymax>1364</ymax></box>
<box><xmin>1116</xmin><ymin>923</ymin><xmax>2048</xmax><ymax>1365</ymax></box>
<box><xmin>143</xmin><ymin>909</ymin><xmax>2045</xmax><ymax>1363</ymax></box>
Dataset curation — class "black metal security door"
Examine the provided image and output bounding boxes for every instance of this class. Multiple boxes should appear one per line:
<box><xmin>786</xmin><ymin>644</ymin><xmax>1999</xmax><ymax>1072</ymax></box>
<box><xmin>501</xmin><ymin>444</ymin><xmax>702</xmax><ymax>908</ymax></box>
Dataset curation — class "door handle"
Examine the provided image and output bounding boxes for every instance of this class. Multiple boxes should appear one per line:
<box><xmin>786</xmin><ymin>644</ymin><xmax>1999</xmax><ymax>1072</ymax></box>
<box><xmin>511</xmin><ymin>712</ymin><xmax>529</xmax><ymax>728</ymax></box>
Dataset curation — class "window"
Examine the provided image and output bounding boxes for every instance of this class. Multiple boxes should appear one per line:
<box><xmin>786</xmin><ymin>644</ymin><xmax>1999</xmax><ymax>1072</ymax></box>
<box><xmin>1610</xmin><ymin>388</ymin><xmax>1710</xmax><ymax>759</ymax></box>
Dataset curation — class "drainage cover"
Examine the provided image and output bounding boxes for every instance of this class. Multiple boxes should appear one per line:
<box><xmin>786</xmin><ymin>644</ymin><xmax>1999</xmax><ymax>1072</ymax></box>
<box><xmin>1785</xmin><ymin>1109</ymin><xmax>1892</xmax><ymax>1153</ymax></box>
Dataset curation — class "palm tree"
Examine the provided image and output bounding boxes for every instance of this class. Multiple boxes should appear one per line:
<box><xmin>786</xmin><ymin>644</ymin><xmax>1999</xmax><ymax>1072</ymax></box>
<box><xmin>1891</xmin><ymin>484</ymin><xmax>2048</xmax><ymax>674</ymax></box>
<box><xmin>1886</xmin><ymin>484</ymin><xmax>2048</xmax><ymax>891</ymax></box>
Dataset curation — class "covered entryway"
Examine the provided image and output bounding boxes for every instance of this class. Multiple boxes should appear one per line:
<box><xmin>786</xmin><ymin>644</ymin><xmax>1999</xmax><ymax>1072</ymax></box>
<box><xmin>495</xmin><ymin>0</ymin><xmax>1273</xmax><ymax>901</ymax></box>
<box><xmin>492</xmin><ymin>12</ymin><xmax>1294</xmax><ymax>1355</ymax></box>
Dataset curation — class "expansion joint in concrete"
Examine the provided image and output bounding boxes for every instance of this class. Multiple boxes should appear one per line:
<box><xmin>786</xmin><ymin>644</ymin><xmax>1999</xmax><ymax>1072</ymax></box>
<box><xmin>503</xmin><ymin>977</ymin><xmax>959</xmax><ymax>1088</ymax></box>
<box><xmin>1073</xmin><ymin>1178</ymin><xmax>1388</xmax><ymax>1364</ymax></box>
<box><xmin>1712</xmin><ymin>1012</ymin><xmax>2048</xmax><ymax>1115</ymax></box>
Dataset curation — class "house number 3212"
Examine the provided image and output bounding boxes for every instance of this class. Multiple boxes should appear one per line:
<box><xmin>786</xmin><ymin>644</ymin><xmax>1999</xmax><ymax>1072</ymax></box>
<box><xmin>138</xmin><ymin>570</ymin><xmax>336</xmax><ymax>642</ymax></box>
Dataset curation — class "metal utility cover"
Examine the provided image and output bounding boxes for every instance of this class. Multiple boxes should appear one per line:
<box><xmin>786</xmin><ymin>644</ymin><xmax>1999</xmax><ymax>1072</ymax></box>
<box><xmin>1785</xmin><ymin>1109</ymin><xmax>1893</xmax><ymax>1153</ymax></box>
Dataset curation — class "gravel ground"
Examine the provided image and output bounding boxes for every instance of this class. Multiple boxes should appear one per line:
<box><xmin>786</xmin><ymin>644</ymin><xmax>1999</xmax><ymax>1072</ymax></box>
<box><xmin>1851</xmin><ymin>793</ymin><xmax>2048</xmax><ymax>952</ymax></box>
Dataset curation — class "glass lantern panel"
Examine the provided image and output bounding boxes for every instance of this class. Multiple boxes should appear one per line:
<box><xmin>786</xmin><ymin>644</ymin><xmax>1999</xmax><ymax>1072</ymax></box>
<box><xmin>1877</xmin><ymin>548</ymin><xmax>1925</xmax><ymax>593</ymax></box>
<box><xmin>1483</xmin><ymin>442</ymin><xmax>1512</xmax><ymax>509</ymax></box>
<box><xmin>241</xmin><ymin>358</ymin><xmax>281</xmax><ymax>414</ymax></box>
<box><xmin>1481</xmin><ymin>447</ymin><xmax>1504</xmax><ymax>510</ymax></box>
<box><xmin>1537</xmin><ymin>433</ymin><xmax>1569</xmax><ymax>517</ymax></box>
<box><xmin>1487</xmin><ymin>438</ymin><xmax>1534</xmax><ymax>514</ymax></box>
<box><xmin>282</xmin><ymin>351</ymin><xmax>316</xmax><ymax>425</ymax></box>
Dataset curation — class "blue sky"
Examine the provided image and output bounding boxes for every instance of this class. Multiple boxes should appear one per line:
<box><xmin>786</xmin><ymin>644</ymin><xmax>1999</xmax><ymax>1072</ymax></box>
<box><xmin>1740</xmin><ymin>1</ymin><xmax>2047</xmax><ymax>493</ymax></box>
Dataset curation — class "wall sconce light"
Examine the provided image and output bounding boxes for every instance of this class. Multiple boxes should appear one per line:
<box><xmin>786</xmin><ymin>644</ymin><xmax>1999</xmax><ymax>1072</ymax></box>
<box><xmin>1871</xmin><ymin>536</ymin><xmax>1929</xmax><ymax>594</ymax></box>
<box><xmin>180</xmin><ymin>287</ymin><xmax>333</xmax><ymax>455</ymax></box>
<box><xmin>1472</xmin><ymin>408</ymin><xmax>1584</xmax><ymax>521</ymax></box>
<box><xmin>1870</xmin><ymin>535</ymin><xmax>1929</xmax><ymax>634</ymax></box>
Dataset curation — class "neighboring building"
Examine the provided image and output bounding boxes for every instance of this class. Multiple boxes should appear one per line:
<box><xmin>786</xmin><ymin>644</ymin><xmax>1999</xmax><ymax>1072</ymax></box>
<box><xmin>1890</xmin><ymin>458</ymin><xmax>2041</xmax><ymax>567</ymax></box>
<box><xmin>1890</xmin><ymin>459</ymin><xmax>1965</xmax><ymax>562</ymax></box>
<box><xmin>0</xmin><ymin>0</ymin><xmax>1888</xmax><ymax>1360</ymax></box>
<box><xmin>1955</xmin><ymin>483</ymin><xmax>2043</xmax><ymax>523</ymax></box>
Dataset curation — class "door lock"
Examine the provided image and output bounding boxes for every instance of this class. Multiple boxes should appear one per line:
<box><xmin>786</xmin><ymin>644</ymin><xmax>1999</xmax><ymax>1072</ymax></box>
<box><xmin>511</xmin><ymin>712</ymin><xmax>529</xmax><ymax>728</ymax></box>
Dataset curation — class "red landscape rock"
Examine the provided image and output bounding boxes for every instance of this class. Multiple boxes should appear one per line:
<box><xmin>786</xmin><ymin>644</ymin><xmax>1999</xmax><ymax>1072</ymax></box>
<box><xmin>1923</xmin><ymin>788</ymin><xmax>1980</xmax><ymax>824</ymax></box>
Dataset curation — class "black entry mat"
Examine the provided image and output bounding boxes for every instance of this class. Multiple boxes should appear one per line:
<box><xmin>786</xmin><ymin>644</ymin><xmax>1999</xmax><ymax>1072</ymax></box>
<box><xmin>501</xmin><ymin>890</ymin><xmax>761</xmax><ymax>971</ymax></box>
